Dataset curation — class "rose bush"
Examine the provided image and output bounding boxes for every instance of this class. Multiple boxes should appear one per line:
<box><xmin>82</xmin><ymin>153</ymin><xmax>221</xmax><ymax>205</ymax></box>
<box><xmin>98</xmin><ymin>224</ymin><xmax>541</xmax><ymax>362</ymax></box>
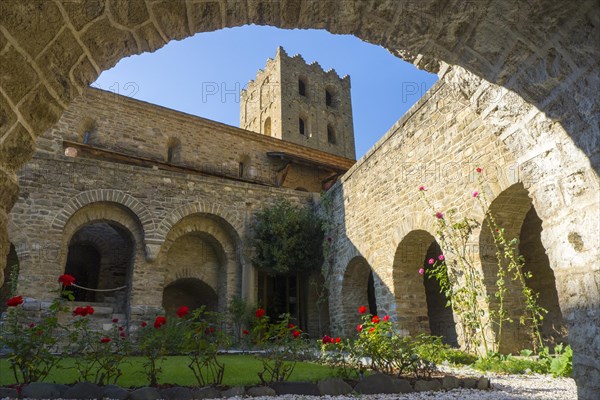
<box><xmin>249</xmin><ymin>309</ymin><xmax>308</xmax><ymax>384</ymax></box>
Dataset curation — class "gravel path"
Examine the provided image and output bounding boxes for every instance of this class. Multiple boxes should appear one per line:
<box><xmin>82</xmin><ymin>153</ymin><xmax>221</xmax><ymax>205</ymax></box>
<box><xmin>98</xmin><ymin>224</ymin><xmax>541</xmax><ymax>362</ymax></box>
<box><xmin>229</xmin><ymin>373</ymin><xmax>577</xmax><ymax>400</ymax></box>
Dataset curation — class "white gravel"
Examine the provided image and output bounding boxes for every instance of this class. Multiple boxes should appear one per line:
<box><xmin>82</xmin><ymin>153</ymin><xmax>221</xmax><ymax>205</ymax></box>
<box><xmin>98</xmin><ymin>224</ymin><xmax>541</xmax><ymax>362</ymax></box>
<box><xmin>229</xmin><ymin>370</ymin><xmax>577</xmax><ymax>400</ymax></box>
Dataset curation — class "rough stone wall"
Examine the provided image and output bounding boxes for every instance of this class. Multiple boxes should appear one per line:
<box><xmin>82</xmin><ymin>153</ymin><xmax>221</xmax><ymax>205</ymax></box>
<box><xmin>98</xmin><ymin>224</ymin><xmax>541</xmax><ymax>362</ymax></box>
<box><xmin>327</xmin><ymin>72</ymin><xmax>599</xmax><ymax>396</ymax></box>
<box><xmin>1</xmin><ymin>1</ymin><xmax>598</xmax><ymax>396</ymax></box>
<box><xmin>40</xmin><ymin>88</ymin><xmax>353</xmax><ymax>193</ymax></box>
<box><xmin>8</xmin><ymin>151</ymin><xmax>325</xmax><ymax>335</ymax></box>
<box><xmin>240</xmin><ymin>54</ymin><xmax>282</xmax><ymax>138</ymax></box>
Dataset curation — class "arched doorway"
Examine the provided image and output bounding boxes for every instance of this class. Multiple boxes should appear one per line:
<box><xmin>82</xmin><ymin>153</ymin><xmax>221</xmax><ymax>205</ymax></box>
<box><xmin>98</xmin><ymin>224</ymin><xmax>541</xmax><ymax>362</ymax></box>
<box><xmin>340</xmin><ymin>256</ymin><xmax>377</xmax><ymax>336</ymax></box>
<box><xmin>163</xmin><ymin>278</ymin><xmax>218</xmax><ymax>314</ymax></box>
<box><xmin>64</xmin><ymin>222</ymin><xmax>134</xmax><ymax>310</ymax></box>
<box><xmin>519</xmin><ymin>207</ymin><xmax>566</xmax><ymax>345</ymax></box>
<box><xmin>163</xmin><ymin>231</ymin><xmax>224</xmax><ymax>312</ymax></box>
<box><xmin>479</xmin><ymin>183</ymin><xmax>566</xmax><ymax>352</ymax></box>
<box><xmin>160</xmin><ymin>213</ymin><xmax>242</xmax><ymax>315</ymax></box>
<box><xmin>423</xmin><ymin>241</ymin><xmax>458</xmax><ymax>346</ymax></box>
<box><xmin>393</xmin><ymin>230</ymin><xmax>457</xmax><ymax>344</ymax></box>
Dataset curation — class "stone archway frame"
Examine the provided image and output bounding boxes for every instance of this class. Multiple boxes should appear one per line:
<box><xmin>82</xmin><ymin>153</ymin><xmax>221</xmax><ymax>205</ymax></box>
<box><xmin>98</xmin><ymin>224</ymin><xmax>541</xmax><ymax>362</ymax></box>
<box><xmin>339</xmin><ymin>255</ymin><xmax>374</xmax><ymax>337</ymax></box>
<box><xmin>57</xmin><ymin>201</ymin><xmax>146</xmax><ymax>276</ymax></box>
<box><xmin>154</xmin><ymin>209</ymin><xmax>245</xmax><ymax>312</ymax></box>
<box><xmin>1</xmin><ymin>2</ymin><xmax>599</xmax><ymax>396</ymax></box>
<box><xmin>50</xmin><ymin>189</ymin><xmax>156</xmax><ymax>259</ymax></box>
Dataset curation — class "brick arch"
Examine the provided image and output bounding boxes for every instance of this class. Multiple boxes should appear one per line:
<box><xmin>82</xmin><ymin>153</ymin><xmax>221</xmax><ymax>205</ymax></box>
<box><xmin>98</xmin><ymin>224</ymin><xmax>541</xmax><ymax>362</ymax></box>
<box><xmin>154</xmin><ymin>212</ymin><xmax>243</xmax><ymax>312</ymax></box>
<box><xmin>155</xmin><ymin>202</ymin><xmax>243</xmax><ymax>245</ymax></box>
<box><xmin>58</xmin><ymin>202</ymin><xmax>145</xmax><ymax>270</ymax></box>
<box><xmin>51</xmin><ymin>189</ymin><xmax>155</xmax><ymax>240</ymax></box>
<box><xmin>340</xmin><ymin>256</ymin><xmax>375</xmax><ymax>337</ymax></box>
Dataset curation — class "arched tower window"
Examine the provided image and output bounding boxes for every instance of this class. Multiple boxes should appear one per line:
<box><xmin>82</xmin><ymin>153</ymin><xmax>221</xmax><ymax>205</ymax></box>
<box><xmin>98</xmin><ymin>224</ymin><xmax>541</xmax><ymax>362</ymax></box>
<box><xmin>327</xmin><ymin>124</ymin><xmax>336</xmax><ymax>144</ymax></box>
<box><xmin>326</xmin><ymin>89</ymin><xmax>333</xmax><ymax>107</ymax></box>
<box><xmin>264</xmin><ymin>117</ymin><xmax>272</xmax><ymax>136</ymax></box>
<box><xmin>299</xmin><ymin>118</ymin><xmax>305</xmax><ymax>135</ymax></box>
<box><xmin>166</xmin><ymin>137</ymin><xmax>181</xmax><ymax>163</ymax></box>
<box><xmin>298</xmin><ymin>78</ymin><xmax>306</xmax><ymax>97</ymax></box>
<box><xmin>239</xmin><ymin>155</ymin><xmax>250</xmax><ymax>178</ymax></box>
<box><xmin>79</xmin><ymin>118</ymin><xmax>96</xmax><ymax>145</ymax></box>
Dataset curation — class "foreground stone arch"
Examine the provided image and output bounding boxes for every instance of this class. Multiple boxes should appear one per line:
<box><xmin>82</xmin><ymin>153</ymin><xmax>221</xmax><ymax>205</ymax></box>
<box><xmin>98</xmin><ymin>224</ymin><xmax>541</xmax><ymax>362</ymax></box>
<box><xmin>1</xmin><ymin>1</ymin><xmax>599</xmax><ymax>396</ymax></box>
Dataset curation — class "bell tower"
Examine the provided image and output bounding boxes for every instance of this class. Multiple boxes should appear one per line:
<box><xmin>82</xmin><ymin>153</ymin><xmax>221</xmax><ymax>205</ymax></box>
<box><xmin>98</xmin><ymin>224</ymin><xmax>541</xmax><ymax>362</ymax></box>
<box><xmin>240</xmin><ymin>47</ymin><xmax>356</xmax><ymax>160</ymax></box>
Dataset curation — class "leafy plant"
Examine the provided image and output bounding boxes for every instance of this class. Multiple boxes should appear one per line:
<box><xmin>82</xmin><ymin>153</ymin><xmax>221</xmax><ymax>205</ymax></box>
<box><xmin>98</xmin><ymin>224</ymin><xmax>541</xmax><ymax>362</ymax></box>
<box><xmin>249</xmin><ymin>308</ymin><xmax>307</xmax><ymax>384</ymax></box>
<box><xmin>181</xmin><ymin>306</ymin><xmax>229</xmax><ymax>386</ymax></box>
<box><xmin>66</xmin><ymin>314</ymin><xmax>129</xmax><ymax>385</ymax></box>
<box><xmin>227</xmin><ymin>295</ymin><xmax>252</xmax><ymax>345</ymax></box>
<box><xmin>419</xmin><ymin>168</ymin><xmax>547</xmax><ymax>355</ymax></box>
<box><xmin>539</xmin><ymin>344</ymin><xmax>572</xmax><ymax>377</ymax></box>
<box><xmin>0</xmin><ymin>275</ymin><xmax>74</xmax><ymax>384</ymax></box>
<box><xmin>135</xmin><ymin>313</ymin><xmax>185</xmax><ymax>386</ymax></box>
<box><xmin>251</xmin><ymin>200</ymin><xmax>324</xmax><ymax>274</ymax></box>
<box><xmin>331</xmin><ymin>307</ymin><xmax>432</xmax><ymax>379</ymax></box>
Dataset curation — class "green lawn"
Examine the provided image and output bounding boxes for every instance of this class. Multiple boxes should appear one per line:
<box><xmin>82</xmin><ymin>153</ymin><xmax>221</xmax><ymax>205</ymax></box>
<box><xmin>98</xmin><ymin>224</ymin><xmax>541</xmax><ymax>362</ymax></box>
<box><xmin>0</xmin><ymin>355</ymin><xmax>338</xmax><ymax>387</ymax></box>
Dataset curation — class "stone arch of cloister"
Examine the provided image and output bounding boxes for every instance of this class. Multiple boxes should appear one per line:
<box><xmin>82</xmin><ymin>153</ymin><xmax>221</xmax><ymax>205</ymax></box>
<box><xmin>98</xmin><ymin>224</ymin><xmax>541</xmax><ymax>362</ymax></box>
<box><xmin>154</xmin><ymin>212</ymin><xmax>244</xmax><ymax>313</ymax></box>
<box><xmin>1</xmin><ymin>1</ymin><xmax>598</xmax><ymax>396</ymax></box>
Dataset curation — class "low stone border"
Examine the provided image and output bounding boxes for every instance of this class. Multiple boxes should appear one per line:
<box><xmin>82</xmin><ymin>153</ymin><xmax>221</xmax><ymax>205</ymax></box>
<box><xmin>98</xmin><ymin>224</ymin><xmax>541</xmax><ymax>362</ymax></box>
<box><xmin>0</xmin><ymin>374</ymin><xmax>491</xmax><ymax>399</ymax></box>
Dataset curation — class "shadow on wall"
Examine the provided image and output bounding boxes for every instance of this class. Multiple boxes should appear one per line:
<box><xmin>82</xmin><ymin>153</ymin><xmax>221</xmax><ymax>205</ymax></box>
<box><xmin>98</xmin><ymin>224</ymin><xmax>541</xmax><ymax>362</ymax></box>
<box><xmin>479</xmin><ymin>183</ymin><xmax>567</xmax><ymax>353</ymax></box>
<box><xmin>162</xmin><ymin>278</ymin><xmax>218</xmax><ymax>314</ymax></box>
<box><xmin>392</xmin><ymin>230</ymin><xmax>458</xmax><ymax>347</ymax></box>
<box><xmin>331</xmin><ymin>184</ymin><xmax>458</xmax><ymax>346</ymax></box>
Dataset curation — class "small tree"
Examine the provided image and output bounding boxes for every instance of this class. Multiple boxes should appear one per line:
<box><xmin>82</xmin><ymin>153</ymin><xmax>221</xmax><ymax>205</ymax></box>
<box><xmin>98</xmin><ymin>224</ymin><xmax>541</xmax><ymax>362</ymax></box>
<box><xmin>251</xmin><ymin>200</ymin><xmax>324</xmax><ymax>274</ymax></box>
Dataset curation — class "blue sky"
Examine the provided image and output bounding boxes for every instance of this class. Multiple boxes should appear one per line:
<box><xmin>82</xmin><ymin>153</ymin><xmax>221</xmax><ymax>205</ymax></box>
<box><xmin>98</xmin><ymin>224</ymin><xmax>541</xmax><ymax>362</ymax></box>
<box><xmin>93</xmin><ymin>26</ymin><xmax>437</xmax><ymax>159</ymax></box>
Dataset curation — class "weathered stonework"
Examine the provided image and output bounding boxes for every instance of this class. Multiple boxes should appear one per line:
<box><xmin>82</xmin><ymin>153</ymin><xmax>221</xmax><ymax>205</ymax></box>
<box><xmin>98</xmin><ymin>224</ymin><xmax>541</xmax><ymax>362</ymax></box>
<box><xmin>1</xmin><ymin>1</ymin><xmax>598</xmax><ymax>397</ymax></box>
<box><xmin>241</xmin><ymin>47</ymin><xmax>355</xmax><ymax>159</ymax></box>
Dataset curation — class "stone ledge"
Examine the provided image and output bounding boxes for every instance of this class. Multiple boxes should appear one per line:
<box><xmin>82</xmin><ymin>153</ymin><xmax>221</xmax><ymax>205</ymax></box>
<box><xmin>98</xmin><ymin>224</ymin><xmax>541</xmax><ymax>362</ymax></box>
<box><xmin>5</xmin><ymin>375</ymin><xmax>491</xmax><ymax>399</ymax></box>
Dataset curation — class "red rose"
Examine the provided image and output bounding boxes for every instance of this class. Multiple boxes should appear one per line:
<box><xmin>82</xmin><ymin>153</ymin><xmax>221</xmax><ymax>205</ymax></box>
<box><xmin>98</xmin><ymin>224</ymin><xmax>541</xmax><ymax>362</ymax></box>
<box><xmin>357</xmin><ymin>324</ymin><xmax>363</xmax><ymax>332</ymax></box>
<box><xmin>255</xmin><ymin>308</ymin><xmax>265</xmax><ymax>318</ymax></box>
<box><xmin>435</xmin><ymin>212</ymin><xmax>444</xmax><ymax>219</ymax></box>
<box><xmin>141</xmin><ymin>321</ymin><xmax>147</xmax><ymax>328</ymax></box>
<box><xmin>73</xmin><ymin>306</ymin><xmax>85</xmax><ymax>316</ymax></box>
<box><xmin>335</xmin><ymin>337</ymin><xmax>341</xmax><ymax>343</ymax></box>
<box><xmin>112</xmin><ymin>318</ymin><xmax>119</xmax><ymax>323</ymax></box>
<box><xmin>29</xmin><ymin>323</ymin><xmax>35</xmax><ymax>328</ymax></box>
<box><xmin>6</xmin><ymin>295</ymin><xmax>23</xmax><ymax>307</ymax></box>
<box><xmin>118</xmin><ymin>326</ymin><xmax>124</xmax><ymax>331</ymax></box>
<box><xmin>154</xmin><ymin>316</ymin><xmax>167</xmax><ymax>329</ymax></box>
<box><xmin>358</xmin><ymin>305</ymin><xmax>367</xmax><ymax>314</ymax></box>
<box><xmin>322</xmin><ymin>335</ymin><xmax>331</xmax><ymax>344</ymax></box>
<box><xmin>242</xmin><ymin>329</ymin><xmax>250</xmax><ymax>335</ymax></box>
<box><xmin>372</xmin><ymin>316</ymin><xmax>380</xmax><ymax>324</ymax></box>
<box><xmin>292</xmin><ymin>330</ymin><xmax>301</xmax><ymax>338</ymax></box>
<box><xmin>85</xmin><ymin>305</ymin><xmax>94</xmax><ymax>315</ymax></box>
<box><xmin>176</xmin><ymin>305</ymin><xmax>189</xmax><ymax>318</ymax></box>
<box><xmin>58</xmin><ymin>274</ymin><xmax>76</xmax><ymax>287</ymax></box>
<box><xmin>100</xmin><ymin>337</ymin><xmax>111</xmax><ymax>343</ymax></box>
<box><xmin>369</xmin><ymin>327</ymin><xmax>376</xmax><ymax>333</ymax></box>
<box><xmin>476</xmin><ymin>167</ymin><xmax>482</xmax><ymax>173</ymax></box>
<box><xmin>383</xmin><ymin>315</ymin><xmax>390</xmax><ymax>322</ymax></box>
<box><xmin>120</xmin><ymin>332</ymin><xmax>126</xmax><ymax>338</ymax></box>
<box><xmin>288</xmin><ymin>323</ymin><xmax>295</xmax><ymax>329</ymax></box>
